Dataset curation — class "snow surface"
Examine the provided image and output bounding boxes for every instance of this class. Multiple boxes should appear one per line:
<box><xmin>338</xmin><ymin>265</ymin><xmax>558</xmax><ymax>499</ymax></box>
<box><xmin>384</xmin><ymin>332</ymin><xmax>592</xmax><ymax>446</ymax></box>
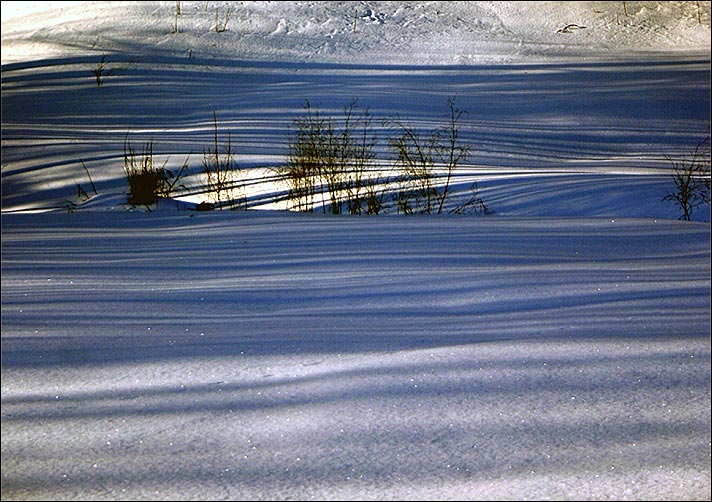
<box><xmin>1</xmin><ymin>1</ymin><xmax>711</xmax><ymax>500</ymax></box>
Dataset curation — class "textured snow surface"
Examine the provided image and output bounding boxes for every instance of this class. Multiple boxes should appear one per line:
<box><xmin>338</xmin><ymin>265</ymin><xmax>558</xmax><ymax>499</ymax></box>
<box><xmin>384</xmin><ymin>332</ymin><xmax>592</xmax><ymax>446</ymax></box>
<box><xmin>2</xmin><ymin>1</ymin><xmax>711</xmax><ymax>65</ymax></box>
<box><xmin>1</xmin><ymin>2</ymin><xmax>710</xmax><ymax>500</ymax></box>
<box><xmin>2</xmin><ymin>212</ymin><xmax>710</xmax><ymax>500</ymax></box>
<box><xmin>1</xmin><ymin>2</ymin><xmax>710</xmax><ymax>217</ymax></box>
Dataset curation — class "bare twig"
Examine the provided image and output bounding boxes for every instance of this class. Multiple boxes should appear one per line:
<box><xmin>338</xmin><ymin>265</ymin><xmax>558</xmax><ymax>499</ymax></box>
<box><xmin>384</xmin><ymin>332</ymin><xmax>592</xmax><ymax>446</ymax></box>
<box><xmin>79</xmin><ymin>159</ymin><xmax>98</xmax><ymax>195</ymax></box>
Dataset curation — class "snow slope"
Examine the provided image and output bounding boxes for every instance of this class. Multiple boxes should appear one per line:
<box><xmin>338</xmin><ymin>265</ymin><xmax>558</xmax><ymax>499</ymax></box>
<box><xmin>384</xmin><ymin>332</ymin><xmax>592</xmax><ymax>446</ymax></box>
<box><xmin>2</xmin><ymin>211</ymin><xmax>710</xmax><ymax>500</ymax></box>
<box><xmin>1</xmin><ymin>2</ymin><xmax>711</xmax><ymax>500</ymax></box>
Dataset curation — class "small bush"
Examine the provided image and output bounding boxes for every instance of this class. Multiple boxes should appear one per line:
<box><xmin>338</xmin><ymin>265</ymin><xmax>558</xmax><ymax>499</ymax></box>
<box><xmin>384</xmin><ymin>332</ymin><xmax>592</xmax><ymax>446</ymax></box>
<box><xmin>344</xmin><ymin>101</ymin><xmax>379</xmax><ymax>215</ymax></box>
<box><xmin>663</xmin><ymin>133</ymin><xmax>711</xmax><ymax>221</ymax></box>
<box><xmin>388</xmin><ymin>118</ymin><xmax>439</xmax><ymax>214</ymax></box>
<box><xmin>123</xmin><ymin>135</ymin><xmax>188</xmax><ymax>207</ymax></box>
<box><xmin>202</xmin><ymin>111</ymin><xmax>244</xmax><ymax>210</ymax></box>
<box><xmin>281</xmin><ymin>99</ymin><xmax>381</xmax><ymax>214</ymax></box>
<box><xmin>280</xmin><ymin>100</ymin><xmax>324</xmax><ymax>212</ymax></box>
<box><xmin>387</xmin><ymin>97</ymin><xmax>472</xmax><ymax>215</ymax></box>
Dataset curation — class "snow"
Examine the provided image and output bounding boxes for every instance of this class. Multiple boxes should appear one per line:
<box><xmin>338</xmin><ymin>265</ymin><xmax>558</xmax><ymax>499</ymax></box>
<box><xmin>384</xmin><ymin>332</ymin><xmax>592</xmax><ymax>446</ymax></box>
<box><xmin>1</xmin><ymin>1</ymin><xmax>711</xmax><ymax>500</ymax></box>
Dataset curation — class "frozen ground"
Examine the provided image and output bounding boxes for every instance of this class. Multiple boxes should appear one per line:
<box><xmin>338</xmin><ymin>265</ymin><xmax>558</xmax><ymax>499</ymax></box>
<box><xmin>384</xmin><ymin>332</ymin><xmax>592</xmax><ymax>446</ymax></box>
<box><xmin>1</xmin><ymin>2</ymin><xmax>711</xmax><ymax>500</ymax></box>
